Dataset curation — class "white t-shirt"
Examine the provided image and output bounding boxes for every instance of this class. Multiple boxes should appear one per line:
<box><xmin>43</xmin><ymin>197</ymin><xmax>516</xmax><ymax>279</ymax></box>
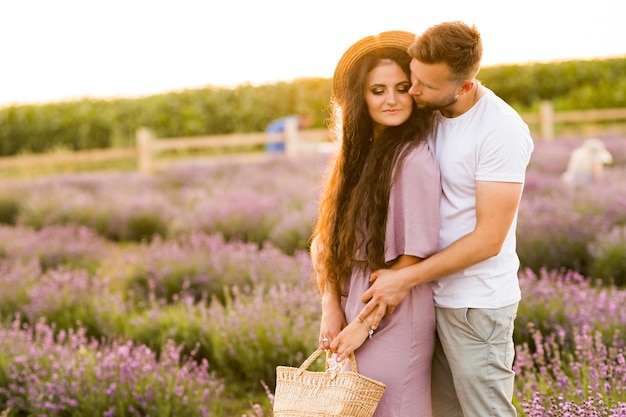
<box><xmin>427</xmin><ymin>87</ymin><xmax>534</xmax><ymax>309</ymax></box>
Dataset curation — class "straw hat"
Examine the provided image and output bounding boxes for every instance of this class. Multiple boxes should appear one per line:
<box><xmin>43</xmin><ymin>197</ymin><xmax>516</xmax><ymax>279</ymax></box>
<box><xmin>332</xmin><ymin>31</ymin><xmax>416</xmax><ymax>102</ymax></box>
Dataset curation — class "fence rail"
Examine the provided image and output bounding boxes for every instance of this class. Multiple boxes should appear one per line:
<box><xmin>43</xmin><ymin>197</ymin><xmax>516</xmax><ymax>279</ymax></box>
<box><xmin>520</xmin><ymin>102</ymin><xmax>626</xmax><ymax>140</ymax></box>
<box><xmin>136</xmin><ymin>127</ymin><xmax>331</xmax><ymax>173</ymax></box>
<box><xmin>1</xmin><ymin>103</ymin><xmax>625</xmax><ymax>175</ymax></box>
<box><xmin>0</xmin><ymin>147</ymin><xmax>137</xmax><ymax>169</ymax></box>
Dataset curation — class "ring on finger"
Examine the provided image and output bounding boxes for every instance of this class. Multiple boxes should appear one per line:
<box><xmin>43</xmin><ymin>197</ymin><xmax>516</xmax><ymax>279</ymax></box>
<box><xmin>322</xmin><ymin>337</ymin><xmax>329</xmax><ymax>344</ymax></box>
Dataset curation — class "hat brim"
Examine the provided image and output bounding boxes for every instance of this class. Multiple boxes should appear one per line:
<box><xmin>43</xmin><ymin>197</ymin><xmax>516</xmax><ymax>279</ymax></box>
<box><xmin>332</xmin><ymin>31</ymin><xmax>416</xmax><ymax>101</ymax></box>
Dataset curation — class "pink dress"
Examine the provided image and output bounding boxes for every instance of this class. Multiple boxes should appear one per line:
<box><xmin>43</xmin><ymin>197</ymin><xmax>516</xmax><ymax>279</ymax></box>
<box><xmin>341</xmin><ymin>142</ymin><xmax>441</xmax><ymax>417</ymax></box>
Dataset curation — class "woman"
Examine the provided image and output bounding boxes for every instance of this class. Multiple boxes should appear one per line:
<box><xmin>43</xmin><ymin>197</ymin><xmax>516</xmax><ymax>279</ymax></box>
<box><xmin>310</xmin><ymin>31</ymin><xmax>441</xmax><ymax>416</ymax></box>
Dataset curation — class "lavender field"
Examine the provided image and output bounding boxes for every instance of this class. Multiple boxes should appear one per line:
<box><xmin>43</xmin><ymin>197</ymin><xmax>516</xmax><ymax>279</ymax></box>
<box><xmin>1</xmin><ymin>135</ymin><xmax>626</xmax><ymax>416</ymax></box>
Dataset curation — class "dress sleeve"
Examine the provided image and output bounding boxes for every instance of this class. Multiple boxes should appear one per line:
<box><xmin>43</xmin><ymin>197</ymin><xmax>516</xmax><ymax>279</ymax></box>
<box><xmin>384</xmin><ymin>142</ymin><xmax>441</xmax><ymax>264</ymax></box>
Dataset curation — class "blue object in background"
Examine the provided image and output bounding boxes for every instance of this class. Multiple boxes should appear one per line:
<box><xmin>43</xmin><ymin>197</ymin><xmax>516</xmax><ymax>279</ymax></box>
<box><xmin>264</xmin><ymin>115</ymin><xmax>301</xmax><ymax>153</ymax></box>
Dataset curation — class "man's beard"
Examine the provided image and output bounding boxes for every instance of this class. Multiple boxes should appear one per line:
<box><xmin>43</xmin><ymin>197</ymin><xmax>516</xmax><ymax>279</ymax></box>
<box><xmin>414</xmin><ymin>93</ymin><xmax>457</xmax><ymax>111</ymax></box>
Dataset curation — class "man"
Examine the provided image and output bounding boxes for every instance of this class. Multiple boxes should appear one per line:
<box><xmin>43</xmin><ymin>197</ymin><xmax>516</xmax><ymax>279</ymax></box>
<box><xmin>357</xmin><ymin>21</ymin><xmax>534</xmax><ymax>416</ymax></box>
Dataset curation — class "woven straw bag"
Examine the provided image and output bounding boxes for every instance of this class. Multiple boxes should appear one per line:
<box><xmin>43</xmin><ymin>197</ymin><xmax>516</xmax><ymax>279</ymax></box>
<box><xmin>273</xmin><ymin>348</ymin><xmax>386</xmax><ymax>417</ymax></box>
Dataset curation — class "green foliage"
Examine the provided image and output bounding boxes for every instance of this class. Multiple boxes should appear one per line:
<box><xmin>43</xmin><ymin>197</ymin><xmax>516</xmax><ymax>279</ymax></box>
<box><xmin>2</xmin><ymin>136</ymin><xmax>626</xmax><ymax>415</ymax></box>
<box><xmin>0</xmin><ymin>320</ymin><xmax>224</xmax><ymax>417</ymax></box>
<box><xmin>516</xmin><ymin>205</ymin><xmax>596</xmax><ymax>275</ymax></box>
<box><xmin>588</xmin><ymin>226</ymin><xmax>626</xmax><ymax>286</ymax></box>
<box><xmin>0</xmin><ymin>225</ymin><xmax>108</xmax><ymax>274</ymax></box>
<box><xmin>0</xmin><ymin>100</ymin><xmax>113</xmax><ymax>156</ymax></box>
<box><xmin>479</xmin><ymin>56</ymin><xmax>626</xmax><ymax>110</ymax></box>
<box><xmin>268</xmin><ymin>209</ymin><xmax>315</xmax><ymax>255</ymax></box>
<box><xmin>514</xmin><ymin>325</ymin><xmax>626</xmax><ymax>414</ymax></box>
<box><xmin>517</xmin><ymin>228</ymin><xmax>592</xmax><ymax>275</ymax></box>
<box><xmin>0</xmin><ymin>197</ymin><xmax>19</xmax><ymax>225</ymax></box>
<box><xmin>1</xmin><ymin>57</ymin><xmax>624</xmax><ymax>157</ymax></box>
<box><xmin>122</xmin><ymin>213</ymin><xmax>169</xmax><ymax>243</ymax></box>
<box><xmin>112</xmin><ymin>281</ymin><xmax>321</xmax><ymax>397</ymax></box>
<box><xmin>203</xmin><ymin>284</ymin><xmax>321</xmax><ymax>393</ymax></box>
<box><xmin>0</xmin><ymin>259</ymin><xmax>40</xmax><ymax>319</ymax></box>
<box><xmin>120</xmin><ymin>301</ymin><xmax>211</xmax><ymax>358</ymax></box>
<box><xmin>0</xmin><ymin>77</ymin><xmax>332</xmax><ymax>156</ymax></box>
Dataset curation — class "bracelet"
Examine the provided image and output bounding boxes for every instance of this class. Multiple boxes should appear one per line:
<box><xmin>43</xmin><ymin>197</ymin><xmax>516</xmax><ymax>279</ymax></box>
<box><xmin>362</xmin><ymin>319</ymin><xmax>374</xmax><ymax>339</ymax></box>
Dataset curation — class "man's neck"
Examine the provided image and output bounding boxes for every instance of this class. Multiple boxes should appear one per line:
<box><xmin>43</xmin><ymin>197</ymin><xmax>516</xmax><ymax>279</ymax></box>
<box><xmin>441</xmin><ymin>81</ymin><xmax>482</xmax><ymax>118</ymax></box>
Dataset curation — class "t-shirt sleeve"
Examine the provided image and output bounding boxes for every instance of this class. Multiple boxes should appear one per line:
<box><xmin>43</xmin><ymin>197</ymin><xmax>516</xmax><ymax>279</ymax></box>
<box><xmin>384</xmin><ymin>143</ymin><xmax>441</xmax><ymax>264</ymax></box>
<box><xmin>476</xmin><ymin>115</ymin><xmax>534</xmax><ymax>183</ymax></box>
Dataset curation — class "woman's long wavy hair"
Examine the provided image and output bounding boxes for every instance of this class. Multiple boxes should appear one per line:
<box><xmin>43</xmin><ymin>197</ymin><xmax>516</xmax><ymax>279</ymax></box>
<box><xmin>312</xmin><ymin>47</ymin><xmax>435</xmax><ymax>297</ymax></box>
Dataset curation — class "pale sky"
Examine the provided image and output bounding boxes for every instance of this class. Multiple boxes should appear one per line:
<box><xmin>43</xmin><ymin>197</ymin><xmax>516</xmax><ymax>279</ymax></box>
<box><xmin>1</xmin><ymin>0</ymin><xmax>624</xmax><ymax>106</ymax></box>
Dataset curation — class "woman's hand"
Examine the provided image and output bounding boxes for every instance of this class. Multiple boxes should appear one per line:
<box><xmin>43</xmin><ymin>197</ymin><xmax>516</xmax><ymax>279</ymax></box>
<box><xmin>329</xmin><ymin>317</ymin><xmax>372</xmax><ymax>362</ymax></box>
<box><xmin>319</xmin><ymin>294</ymin><xmax>345</xmax><ymax>350</ymax></box>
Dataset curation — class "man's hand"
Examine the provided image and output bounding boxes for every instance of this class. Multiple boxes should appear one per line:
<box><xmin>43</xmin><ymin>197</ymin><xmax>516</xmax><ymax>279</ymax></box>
<box><xmin>357</xmin><ymin>267</ymin><xmax>411</xmax><ymax>329</ymax></box>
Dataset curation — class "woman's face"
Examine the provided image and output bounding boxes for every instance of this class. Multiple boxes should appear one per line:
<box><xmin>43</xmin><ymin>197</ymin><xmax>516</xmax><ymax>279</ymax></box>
<box><xmin>364</xmin><ymin>60</ymin><xmax>413</xmax><ymax>138</ymax></box>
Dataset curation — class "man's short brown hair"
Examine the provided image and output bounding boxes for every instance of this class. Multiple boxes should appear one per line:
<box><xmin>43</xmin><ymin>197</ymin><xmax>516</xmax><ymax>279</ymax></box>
<box><xmin>407</xmin><ymin>21</ymin><xmax>482</xmax><ymax>82</ymax></box>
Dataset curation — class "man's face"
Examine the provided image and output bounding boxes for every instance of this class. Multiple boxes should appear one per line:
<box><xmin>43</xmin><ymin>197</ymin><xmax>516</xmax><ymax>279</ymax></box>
<box><xmin>408</xmin><ymin>59</ymin><xmax>461</xmax><ymax>111</ymax></box>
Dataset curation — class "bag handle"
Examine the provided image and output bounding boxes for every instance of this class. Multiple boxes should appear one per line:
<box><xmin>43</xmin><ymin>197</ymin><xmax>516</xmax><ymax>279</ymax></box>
<box><xmin>297</xmin><ymin>348</ymin><xmax>358</xmax><ymax>376</ymax></box>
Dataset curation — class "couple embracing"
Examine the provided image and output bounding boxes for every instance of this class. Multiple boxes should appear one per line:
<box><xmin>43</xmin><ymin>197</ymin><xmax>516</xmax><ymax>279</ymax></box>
<box><xmin>311</xmin><ymin>21</ymin><xmax>534</xmax><ymax>417</ymax></box>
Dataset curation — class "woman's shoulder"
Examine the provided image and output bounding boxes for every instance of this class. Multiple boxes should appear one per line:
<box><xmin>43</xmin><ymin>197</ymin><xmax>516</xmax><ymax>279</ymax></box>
<box><xmin>398</xmin><ymin>141</ymin><xmax>440</xmax><ymax>176</ymax></box>
<box><xmin>404</xmin><ymin>140</ymin><xmax>437</xmax><ymax>163</ymax></box>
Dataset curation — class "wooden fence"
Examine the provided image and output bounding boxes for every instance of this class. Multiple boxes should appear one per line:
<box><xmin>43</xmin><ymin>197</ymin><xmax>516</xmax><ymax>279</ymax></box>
<box><xmin>1</xmin><ymin>102</ymin><xmax>625</xmax><ymax>175</ymax></box>
<box><xmin>519</xmin><ymin>101</ymin><xmax>626</xmax><ymax>140</ymax></box>
<box><xmin>0</xmin><ymin>127</ymin><xmax>333</xmax><ymax>176</ymax></box>
<box><xmin>136</xmin><ymin>126</ymin><xmax>332</xmax><ymax>174</ymax></box>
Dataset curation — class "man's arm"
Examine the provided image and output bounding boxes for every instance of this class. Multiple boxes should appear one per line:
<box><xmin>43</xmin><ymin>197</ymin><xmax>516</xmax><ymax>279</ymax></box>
<box><xmin>331</xmin><ymin>254</ymin><xmax>420</xmax><ymax>362</ymax></box>
<box><xmin>357</xmin><ymin>180</ymin><xmax>525</xmax><ymax>328</ymax></box>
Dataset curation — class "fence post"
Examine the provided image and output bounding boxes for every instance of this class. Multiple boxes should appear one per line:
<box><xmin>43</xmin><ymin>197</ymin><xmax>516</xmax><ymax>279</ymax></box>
<box><xmin>284</xmin><ymin>117</ymin><xmax>299</xmax><ymax>156</ymax></box>
<box><xmin>539</xmin><ymin>101</ymin><xmax>554</xmax><ymax>140</ymax></box>
<box><xmin>136</xmin><ymin>127</ymin><xmax>153</xmax><ymax>174</ymax></box>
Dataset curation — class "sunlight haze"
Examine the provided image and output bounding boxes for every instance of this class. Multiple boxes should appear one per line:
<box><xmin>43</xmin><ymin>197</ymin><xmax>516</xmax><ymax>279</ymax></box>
<box><xmin>1</xmin><ymin>0</ymin><xmax>624</xmax><ymax>106</ymax></box>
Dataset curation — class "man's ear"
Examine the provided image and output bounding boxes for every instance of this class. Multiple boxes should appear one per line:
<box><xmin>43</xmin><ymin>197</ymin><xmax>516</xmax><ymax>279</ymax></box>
<box><xmin>459</xmin><ymin>80</ymin><xmax>475</xmax><ymax>96</ymax></box>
